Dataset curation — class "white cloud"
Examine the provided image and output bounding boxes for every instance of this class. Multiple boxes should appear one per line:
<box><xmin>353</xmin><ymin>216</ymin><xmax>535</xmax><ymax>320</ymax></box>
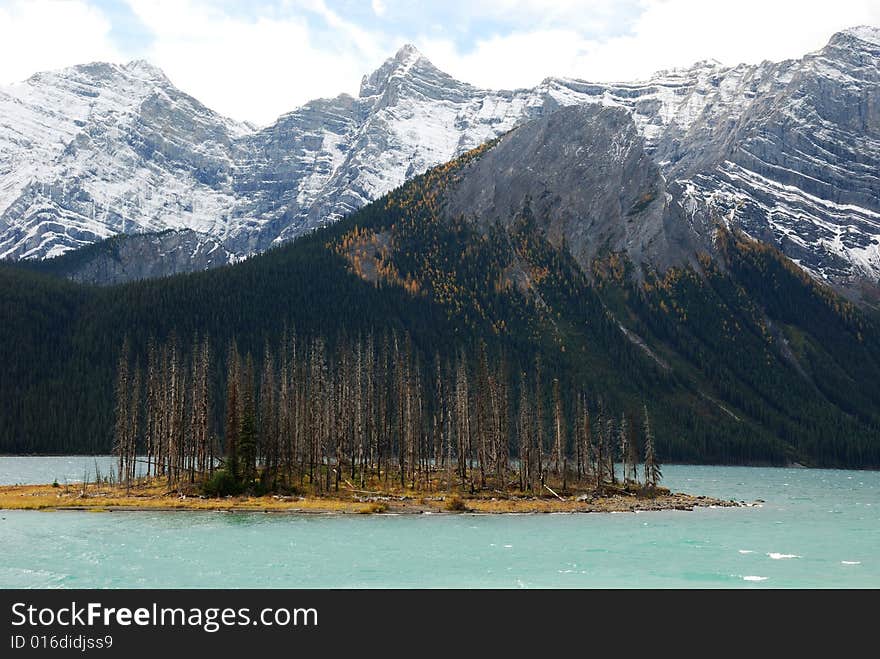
<box><xmin>1</xmin><ymin>0</ymin><xmax>878</xmax><ymax>126</ymax></box>
<box><xmin>418</xmin><ymin>0</ymin><xmax>880</xmax><ymax>89</ymax></box>
<box><xmin>0</xmin><ymin>0</ymin><xmax>122</xmax><ymax>84</ymax></box>
<box><xmin>584</xmin><ymin>0</ymin><xmax>880</xmax><ymax>80</ymax></box>
<box><xmin>125</xmin><ymin>0</ymin><xmax>391</xmax><ymax>126</ymax></box>
<box><xmin>419</xmin><ymin>30</ymin><xmax>588</xmax><ymax>89</ymax></box>
<box><xmin>455</xmin><ymin>0</ymin><xmax>638</xmax><ymax>33</ymax></box>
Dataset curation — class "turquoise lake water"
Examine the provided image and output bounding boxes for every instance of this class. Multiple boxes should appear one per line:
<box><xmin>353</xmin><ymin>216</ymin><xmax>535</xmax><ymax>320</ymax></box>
<box><xmin>0</xmin><ymin>457</ymin><xmax>877</xmax><ymax>588</ymax></box>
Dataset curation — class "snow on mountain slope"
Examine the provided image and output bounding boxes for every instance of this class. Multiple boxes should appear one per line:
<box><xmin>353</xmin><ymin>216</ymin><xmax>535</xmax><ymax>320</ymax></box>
<box><xmin>0</xmin><ymin>43</ymin><xmax>800</xmax><ymax>262</ymax></box>
<box><xmin>275</xmin><ymin>44</ymin><xmax>545</xmax><ymax>243</ymax></box>
<box><xmin>670</xmin><ymin>26</ymin><xmax>880</xmax><ymax>287</ymax></box>
<box><xmin>0</xmin><ymin>60</ymin><xmax>250</xmax><ymax>261</ymax></box>
<box><xmin>1</xmin><ymin>29</ymin><xmax>878</xmax><ymax>291</ymax></box>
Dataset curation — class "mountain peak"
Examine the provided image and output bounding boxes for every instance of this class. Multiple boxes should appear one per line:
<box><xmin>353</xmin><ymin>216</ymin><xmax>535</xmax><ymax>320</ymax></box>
<box><xmin>394</xmin><ymin>43</ymin><xmax>423</xmax><ymax>63</ymax></box>
<box><xmin>22</xmin><ymin>59</ymin><xmax>170</xmax><ymax>88</ymax></box>
<box><xmin>841</xmin><ymin>25</ymin><xmax>880</xmax><ymax>44</ymax></box>
<box><xmin>359</xmin><ymin>43</ymin><xmax>432</xmax><ymax>97</ymax></box>
<box><xmin>122</xmin><ymin>59</ymin><xmax>170</xmax><ymax>82</ymax></box>
<box><xmin>832</xmin><ymin>25</ymin><xmax>880</xmax><ymax>47</ymax></box>
<box><xmin>652</xmin><ymin>58</ymin><xmax>724</xmax><ymax>80</ymax></box>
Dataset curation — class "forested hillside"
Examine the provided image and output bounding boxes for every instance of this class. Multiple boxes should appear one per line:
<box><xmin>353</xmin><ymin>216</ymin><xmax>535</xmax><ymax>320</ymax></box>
<box><xmin>2</xmin><ymin>143</ymin><xmax>879</xmax><ymax>466</ymax></box>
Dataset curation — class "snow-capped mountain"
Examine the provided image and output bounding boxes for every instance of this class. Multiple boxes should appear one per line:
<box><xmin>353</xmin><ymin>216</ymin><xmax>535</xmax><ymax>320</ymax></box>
<box><xmin>664</xmin><ymin>26</ymin><xmax>880</xmax><ymax>290</ymax></box>
<box><xmin>1</xmin><ymin>27</ymin><xmax>878</xmax><ymax>292</ymax></box>
<box><xmin>0</xmin><ymin>60</ymin><xmax>248</xmax><ymax>260</ymax></box>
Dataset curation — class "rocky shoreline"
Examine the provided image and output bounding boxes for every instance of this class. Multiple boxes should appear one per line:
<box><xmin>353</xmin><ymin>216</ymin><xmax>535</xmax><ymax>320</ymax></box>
<box><xmin>0</xmin><ymin>483</ymin><xmax>746</xmax><ymax>515</ymax></box>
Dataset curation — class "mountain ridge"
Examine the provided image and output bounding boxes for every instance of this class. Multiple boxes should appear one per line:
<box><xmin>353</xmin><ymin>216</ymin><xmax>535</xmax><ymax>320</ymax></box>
<box><xmin>3</xmin><ymin>130</ymin><xmax>878</xmax><ymax>465</ymax></box>
<box><xmin>2</xmin><ymin>29</ymin><xmax>879</xmax><ymax>295</ymax></box>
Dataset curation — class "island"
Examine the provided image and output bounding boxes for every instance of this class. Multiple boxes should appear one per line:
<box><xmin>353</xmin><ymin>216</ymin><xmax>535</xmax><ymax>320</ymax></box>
<box><xmin>0</xmin><ymin>332</ymin><xmax>746</xmax><ymax>516</ymax></box>
<box><xmin>0</xmin><ymin>475</ymin><xmax>739</xmax><ymax>514</ymax></box>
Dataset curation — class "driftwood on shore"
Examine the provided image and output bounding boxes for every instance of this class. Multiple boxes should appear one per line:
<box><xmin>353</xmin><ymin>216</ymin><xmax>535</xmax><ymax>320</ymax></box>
<box><xmin>543</xmin><ymin>484</ymin><xmax>565</xmax><ymax>501</ymax></box>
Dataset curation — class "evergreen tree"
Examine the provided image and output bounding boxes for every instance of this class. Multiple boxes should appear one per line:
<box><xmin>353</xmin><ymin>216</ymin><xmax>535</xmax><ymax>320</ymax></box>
<box><xmin>643</xmin><ymin>404</ymin><xmax>662</xmax><ymax>488</ymax></box>
<box><xmin>626</xmin><ymin>418</ymin><xmax>639</xmax><ymax>485</ymax></box>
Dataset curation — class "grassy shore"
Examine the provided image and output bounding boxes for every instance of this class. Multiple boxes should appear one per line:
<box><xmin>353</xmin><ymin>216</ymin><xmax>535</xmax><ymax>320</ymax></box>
<box><xmin>0</xmin><ymin>478</ymin><xmax>741</xmax><ymax>514</ymax></box>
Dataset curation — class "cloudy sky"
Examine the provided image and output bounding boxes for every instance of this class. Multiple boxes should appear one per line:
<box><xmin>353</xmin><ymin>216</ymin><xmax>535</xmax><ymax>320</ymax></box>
<box><xmin>1</xmin><ymin>0</ymin><xmax>878</xmax><ymax>125</ymax></box>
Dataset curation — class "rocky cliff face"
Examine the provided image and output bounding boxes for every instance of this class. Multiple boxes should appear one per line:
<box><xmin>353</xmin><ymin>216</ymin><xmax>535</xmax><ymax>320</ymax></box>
<box><xmin>36</xmin><ymin>229</ymin><xmax>234</xmax><ymax>285</ymax></box>
<box><xmin>1</xmin><ymin>28</ymin><xmax>878</xmax><ymax>291</ymax></box>
<box><xmin>0</xmin><ymin>61</ymin><xmax>247</xmax><ymax>262</ymax></box>
<box><xmin>444</xmin><ymin>105</ymin><xmax>705</xmax><ymax>275</ymax></box>
<box><xmin>665</xmin><ymin>27</ymin><xmax>880</xmax><ymax>291</ymax></box>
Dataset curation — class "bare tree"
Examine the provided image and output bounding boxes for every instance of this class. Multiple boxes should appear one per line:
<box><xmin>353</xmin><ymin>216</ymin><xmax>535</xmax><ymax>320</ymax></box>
<box><xmin>518</xmin><ymin>371</ymin><xmax>531</xmax><ymax>491</ymax></box>
<box><xmin>533</xmin><ymin>356</ymin><xmax>545</xmax><ymax>489</ymax></box>
<box><xmin>113</xmin><ymin>339</ymin><xmax>131</xmax><ymax>488</ymax></box>
<box><xmin>224</xmin><ymin>341</ymin><xmax>242</xmax><ymax>480</ymax></box>
<box><xmin>127</xmin><ymin>365</ymin><xmax>140</xmax><ymax>486</ymax></box>
<box><xmin>113</xmin><ymin>330</ymin><xmax>650</xmax><ymax>500</ymax></box>
<box><xmin>552</xmin><ymin>378</ymin><xmax>567</xmax><ymax>491</ymax></box>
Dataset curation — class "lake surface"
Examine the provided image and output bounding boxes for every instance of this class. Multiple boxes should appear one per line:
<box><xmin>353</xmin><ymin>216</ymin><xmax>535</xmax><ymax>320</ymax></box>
<box><xmin>0</xmin><ymin>455</ymin><xmax>145</xmax><ymax>486</ymax></box>
<box><xmin>0</xmin><ymin>457</ymin><xmax>877</xmax><ymax>588</ymax></box>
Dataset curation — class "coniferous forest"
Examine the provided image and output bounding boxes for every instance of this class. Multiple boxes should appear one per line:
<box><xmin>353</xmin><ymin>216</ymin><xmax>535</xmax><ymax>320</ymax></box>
<box><xmin>2</xmin><ymin>145</ymin><xmax>880</xmax><ymax>468</ymax></box>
